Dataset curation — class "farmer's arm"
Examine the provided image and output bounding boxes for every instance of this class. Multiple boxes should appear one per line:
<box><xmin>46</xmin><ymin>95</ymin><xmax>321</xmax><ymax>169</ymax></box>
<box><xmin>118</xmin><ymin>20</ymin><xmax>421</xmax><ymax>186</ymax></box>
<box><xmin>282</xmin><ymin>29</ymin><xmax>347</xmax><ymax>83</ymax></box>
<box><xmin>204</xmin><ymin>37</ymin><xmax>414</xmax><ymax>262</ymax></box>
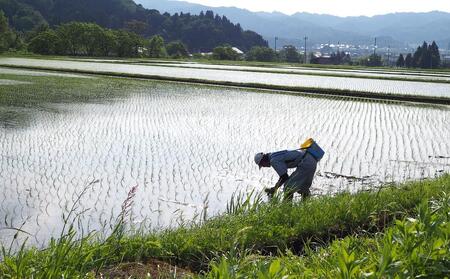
<box><xmin>265</xmin><ymin>155</ymin><xmax>289</xmax><ymax>196</ymax></box>
<box><xmin>274</xmin><ymin>173</ymin><xmax>289</xmax><ymax>189</ymax></box>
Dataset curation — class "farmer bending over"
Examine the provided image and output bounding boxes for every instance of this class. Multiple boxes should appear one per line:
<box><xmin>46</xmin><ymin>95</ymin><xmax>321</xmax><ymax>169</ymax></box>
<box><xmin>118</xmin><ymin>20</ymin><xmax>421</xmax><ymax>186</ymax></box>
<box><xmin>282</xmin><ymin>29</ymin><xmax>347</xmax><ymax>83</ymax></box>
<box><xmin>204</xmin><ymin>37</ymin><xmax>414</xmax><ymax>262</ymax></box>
<box><xmin>254</xmin><ymin>138</ymin><xmax>324</xmax><ymax>201</ymax></box>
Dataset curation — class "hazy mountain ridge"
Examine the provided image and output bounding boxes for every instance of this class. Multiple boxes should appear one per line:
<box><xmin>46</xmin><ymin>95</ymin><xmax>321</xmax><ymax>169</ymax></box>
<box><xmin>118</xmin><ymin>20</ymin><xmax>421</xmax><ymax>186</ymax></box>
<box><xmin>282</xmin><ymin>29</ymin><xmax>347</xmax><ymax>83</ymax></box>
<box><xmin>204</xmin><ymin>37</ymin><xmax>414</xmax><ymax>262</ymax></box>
<box><xmin>135</xmin><ymin>0</ymin><xmax>450</xmax><ymax>48</ymax></box>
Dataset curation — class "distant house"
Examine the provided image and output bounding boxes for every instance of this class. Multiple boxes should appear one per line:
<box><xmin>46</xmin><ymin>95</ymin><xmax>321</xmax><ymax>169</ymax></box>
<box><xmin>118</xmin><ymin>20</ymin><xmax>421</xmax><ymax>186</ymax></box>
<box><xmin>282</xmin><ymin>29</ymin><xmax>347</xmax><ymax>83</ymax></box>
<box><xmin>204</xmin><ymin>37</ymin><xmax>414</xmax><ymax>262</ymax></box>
<box><xmin>311</xmin><ymin>54</ymin><xmax>334</xmax><ymax>65</ymax></box>
<box><xmin>138</xmin><ymin>47</ymin><xmax>147</xmax><ymax>54</ymax></box>
<box><xmin>232</xmin><ymin>47</ymin><xmax>244</xmax><ymax>55</ymax></box>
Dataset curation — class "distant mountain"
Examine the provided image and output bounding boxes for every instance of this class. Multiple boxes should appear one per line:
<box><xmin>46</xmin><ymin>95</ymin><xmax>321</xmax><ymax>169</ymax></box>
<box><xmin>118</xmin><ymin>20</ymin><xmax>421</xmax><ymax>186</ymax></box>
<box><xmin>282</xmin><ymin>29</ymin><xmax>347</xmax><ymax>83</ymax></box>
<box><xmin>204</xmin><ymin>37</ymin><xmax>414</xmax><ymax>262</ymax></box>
<box><xmin>0</xmin><ymin>0</ymin><xmax>268</xmax><ymax>51</ymax></box>
<box><xmin>135</xmin><ymin>0</ymin><xmax>450</xmax><ymax>48</ymax></box>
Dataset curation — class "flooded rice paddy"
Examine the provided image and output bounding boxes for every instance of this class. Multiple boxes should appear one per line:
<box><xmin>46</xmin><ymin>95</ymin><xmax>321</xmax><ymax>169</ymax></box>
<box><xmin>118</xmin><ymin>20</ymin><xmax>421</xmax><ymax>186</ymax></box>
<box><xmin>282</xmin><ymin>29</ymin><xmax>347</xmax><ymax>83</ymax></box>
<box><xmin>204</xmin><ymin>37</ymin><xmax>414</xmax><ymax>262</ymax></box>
<box><xmin>0</xmin><ymin>67</ymin><xmax>449</xmax><ymax>247</ymax></box>
<box><xmin>1</xmin><ymin>58</ymin><xmax>450</xmax><ymax>98</ymax></box>
<box><xmin>148</xmin><ymin>62</ymin><xmax>450</xmax><ymax>82</ymax></box>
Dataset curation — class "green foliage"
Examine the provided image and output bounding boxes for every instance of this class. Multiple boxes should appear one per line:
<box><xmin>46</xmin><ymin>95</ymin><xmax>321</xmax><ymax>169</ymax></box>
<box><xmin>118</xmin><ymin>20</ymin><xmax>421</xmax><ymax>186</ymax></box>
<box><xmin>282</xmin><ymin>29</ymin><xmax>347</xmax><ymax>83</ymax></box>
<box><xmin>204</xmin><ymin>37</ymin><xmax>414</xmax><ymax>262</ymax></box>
<box><xmin>212</xmin><ymin>45</ymin><xmax>241</xmax><ymax>61</ymax></box>
<box><xmin>279</xmin><ymin>45</ymin><xmax>300</xmax><ymax>63</ymax></box>
<box><xmin>405</xmin><ymin>53</ymin><xmax>413</xmax><ymax>68</ymax></box>
<box><xmin>124</xmin><ymin>19</ymin><xmax>148</xmax><ymax>36</ymax></box>
<box><xmin>359</xmin><ymin>53</ymin><xmax>383</xmax><ymax>67</ymax></box>
<box><xmin>0</xmin><ymin>167</ymin><xmax>447</xmax><ymax>277</ymax></box>
<box><xmin>396</xmin><ymin>54</ymin><xmax>405</xmax><ymax>67</ymax></box>
<box><xmin>204</xmin><ymin>193</ymin><xmax>450</xmax><ymax>278</ymax></box>
<box><xmin>245</xmin><ymin>46</ymin><xmax>277</xmax><ymax>62</ymax></box>
<box><xmin>0</xmin><ymin>10</ymin><xmax>22</xmax><ymax>53</ymax></box>
<box><xmin>113</xmin><ymin>29</ymin><xmax>141</xmax><ymax>57</ymax></box>
<box><xmin>27</xmin><ymin>29</ymin><xmax>58</xmax><ymax>54</ymax></box>
<box><xmin>166</xmin><ymin>41</ymin><xmax>189</xmax><ymax>58</ymax></box>
<box><xmin>2</xmin><ymin>0</ymin><xmax>268</xmax><ymax>52</ymax></box>
<box><xmin>26</xmin><ymin>22</ymin><xmax>145</xmax><ymax>57</ymax></box>
<box><xmin>409</xmin><ymin>41</ymin><xmax>441</xmax><ymax>69</ymax></box>
<box><xmin>0</xmin><ymin>0</ymin><xmax>47</xmax><ymax>32</ymax></box>
<box><xmin>147</xmin><ymin>35</ymin><xmax>166</xmax><ymax>58</ymax></box>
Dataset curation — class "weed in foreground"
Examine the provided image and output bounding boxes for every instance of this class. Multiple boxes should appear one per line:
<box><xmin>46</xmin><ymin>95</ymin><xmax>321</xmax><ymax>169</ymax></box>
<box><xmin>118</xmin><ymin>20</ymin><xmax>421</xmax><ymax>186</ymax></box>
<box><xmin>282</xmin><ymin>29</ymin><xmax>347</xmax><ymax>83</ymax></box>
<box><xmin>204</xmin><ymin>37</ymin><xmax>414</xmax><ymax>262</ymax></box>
<box><xmin>204</xmin><ymin>192</ymin><xmax>450</xmax><ymax>278</ymax></box>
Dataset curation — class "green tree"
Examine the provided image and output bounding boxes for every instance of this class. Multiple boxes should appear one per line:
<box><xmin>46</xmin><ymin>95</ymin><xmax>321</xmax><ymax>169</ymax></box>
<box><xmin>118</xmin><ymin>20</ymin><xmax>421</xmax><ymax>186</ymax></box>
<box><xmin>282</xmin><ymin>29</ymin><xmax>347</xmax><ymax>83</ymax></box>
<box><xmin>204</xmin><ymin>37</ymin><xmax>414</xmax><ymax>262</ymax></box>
<box><xmin>166</xmin><ymin>41</ymin><xmax>189</xmax><ymax>58</ymax></box>
<box><xmin>245</xmin><ymin>46</ymin><xmax>277</xmax><ymax>62</ymax></box>
<box><xmin>81</xmin><ymin>23</ymin><xmax>106</xmax><ymax>56</ymax></box>
<box><xmin>429</xmin><ymin>41</ymin><xmax>440</xmax><ymax>68</ymax></box>
<box><xmin>0</xmin><ymin>11</ymin><xmax>15</xmax><ymax>53</ymax></box>
<box><xmin>279</xmin><ymin>45</ymin><xmax>300</xmax><ymax>63</ymax></box>
<box><xmin>396</xmin><ymin>54</ymin><xmax>405</xmax><ymax>67</ymax></box>
<box><xmin>147</xmin><ymin>35</ymin><xmax>166</xmax><ymax>58</ymax></box>
<box><xmin>405</xmin><ymin>53</ymin><xmax>413</xmax><ymax>68</ymax></box>
<box><xmin>212</xmin><ymin>45</ymin><xmax>240</xmax><ymax>60</ymax></box>
<box><xmin>97</xmin><ymin>29</ymin><xmax>117</xmax><ymax>57</ymax></box>
<box><xmin>411</xmin><ymin>41</ymin><xmax>441</xmax><ymax>69</ymax></box>
<box><xmin>56</xmin><ymin>22</ymin><xmax>86</xmax><ymax>55</ymax></box>
<box><xmin>412</xmin><ymin>42</ymin><xmax>427</xmax><ymax>68</ymax></box>
<box><xmin>114</xmin><ymin>30</ymin><xmax>141</xmax><ymax>57</ymax></box>
<box><xmin>28</xmin><ymin>30</ymin><xmax>59</xmax><ymax>54</ymax></box>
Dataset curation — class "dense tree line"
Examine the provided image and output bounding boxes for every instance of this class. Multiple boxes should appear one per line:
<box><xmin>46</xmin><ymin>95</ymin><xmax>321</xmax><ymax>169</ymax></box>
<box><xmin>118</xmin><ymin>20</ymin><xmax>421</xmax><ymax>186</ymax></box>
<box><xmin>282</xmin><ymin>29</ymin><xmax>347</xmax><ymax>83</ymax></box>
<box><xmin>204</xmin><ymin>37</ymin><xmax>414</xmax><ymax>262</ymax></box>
<box><xmin>0</xmin><ymin>10</ymin><xmax>23</xmax><ymax>52</ymax></box>
<box><xmin>28</xmin><ymin>21</ymin><xmax>190</xmax><ymax>58</ymax></box>
<box><xmin>396</xmin><ymin>41</ymin><xmax>440</xmax><ymax>69</ymax></box>
<box><xmin>1</xmin><ymin>0</ymin><xmax>267</xmax><ymax>52</ymax></box>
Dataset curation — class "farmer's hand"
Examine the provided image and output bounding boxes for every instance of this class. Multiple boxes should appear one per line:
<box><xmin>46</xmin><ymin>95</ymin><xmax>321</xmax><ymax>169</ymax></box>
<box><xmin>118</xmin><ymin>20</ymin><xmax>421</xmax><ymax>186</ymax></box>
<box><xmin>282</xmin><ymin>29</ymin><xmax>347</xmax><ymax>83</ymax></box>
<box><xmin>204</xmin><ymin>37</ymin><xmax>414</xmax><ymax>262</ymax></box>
<box><xmin>264</xmin><ymin>187</ymin><xmax>276</xmax><ymax>198</ymax></box>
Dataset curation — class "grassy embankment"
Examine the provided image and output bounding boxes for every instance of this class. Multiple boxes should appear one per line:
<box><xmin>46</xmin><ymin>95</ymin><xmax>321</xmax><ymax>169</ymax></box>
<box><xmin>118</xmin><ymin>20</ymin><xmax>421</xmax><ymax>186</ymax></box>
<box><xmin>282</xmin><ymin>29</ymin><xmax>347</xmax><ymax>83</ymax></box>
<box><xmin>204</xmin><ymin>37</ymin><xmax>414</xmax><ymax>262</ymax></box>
<box><xmin>1</xmin><ymin>63</ymin><xmax>449</xmax><ymax>105</ymax></box>
<box><xmin>0</xmin><ymin>175</ymin><xmax>449</xmax><ymax>278</ymax></box>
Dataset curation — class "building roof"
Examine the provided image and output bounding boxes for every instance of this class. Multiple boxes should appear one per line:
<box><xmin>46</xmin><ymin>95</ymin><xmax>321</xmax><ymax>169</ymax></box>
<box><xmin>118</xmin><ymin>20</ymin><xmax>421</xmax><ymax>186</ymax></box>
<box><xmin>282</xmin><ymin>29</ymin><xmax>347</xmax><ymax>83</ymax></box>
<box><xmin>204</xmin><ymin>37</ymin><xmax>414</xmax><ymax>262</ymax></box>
<box><xmin>232</xmin><ymin>47</ymin><xmax>244</xmax><ymax>54</ymax></box>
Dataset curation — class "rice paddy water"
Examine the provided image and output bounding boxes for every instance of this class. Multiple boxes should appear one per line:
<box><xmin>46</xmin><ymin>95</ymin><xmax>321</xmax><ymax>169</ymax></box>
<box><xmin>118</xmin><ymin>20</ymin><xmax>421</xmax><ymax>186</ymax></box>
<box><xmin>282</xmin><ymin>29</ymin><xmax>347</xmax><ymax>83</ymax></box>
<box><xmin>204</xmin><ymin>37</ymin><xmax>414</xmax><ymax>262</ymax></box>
<box><xmin>0</xmin><ymin>63</ymin><xmax>449</xmax><ymax>248</ymax></box>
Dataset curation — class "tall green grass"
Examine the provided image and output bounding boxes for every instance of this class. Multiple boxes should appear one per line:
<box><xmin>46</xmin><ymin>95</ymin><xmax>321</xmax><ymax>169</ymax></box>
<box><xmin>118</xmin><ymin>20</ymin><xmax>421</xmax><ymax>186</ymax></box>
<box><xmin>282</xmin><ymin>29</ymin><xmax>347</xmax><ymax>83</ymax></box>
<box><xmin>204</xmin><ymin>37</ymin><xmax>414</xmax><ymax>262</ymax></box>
<box><xmin>205</xmin><ymin>193</ymin><xmax>450</xmax><ymax>278</ymax></box>
<box><xmin>0</xmin><ymin>175</ymin><xmax>449</xmax><ymax>278</ymax></box>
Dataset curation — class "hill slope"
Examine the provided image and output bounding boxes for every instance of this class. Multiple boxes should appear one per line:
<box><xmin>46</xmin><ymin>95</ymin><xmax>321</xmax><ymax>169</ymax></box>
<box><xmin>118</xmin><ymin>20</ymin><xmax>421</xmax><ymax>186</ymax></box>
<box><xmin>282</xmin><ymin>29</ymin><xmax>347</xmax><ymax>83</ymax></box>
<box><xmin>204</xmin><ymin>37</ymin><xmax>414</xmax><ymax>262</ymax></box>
<box><xmin>0</xmin><ymin>0</ymin><xmax>268</xmax><ymax>51</ymax></box>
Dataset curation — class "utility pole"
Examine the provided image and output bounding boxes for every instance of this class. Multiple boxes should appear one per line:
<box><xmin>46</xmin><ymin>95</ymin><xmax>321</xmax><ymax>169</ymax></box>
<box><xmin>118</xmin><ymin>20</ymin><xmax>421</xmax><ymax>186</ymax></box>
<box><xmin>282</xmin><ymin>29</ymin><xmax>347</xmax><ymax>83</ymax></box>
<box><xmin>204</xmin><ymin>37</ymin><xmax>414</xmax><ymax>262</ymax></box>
<box><xmin>373</xmin><ymin>37</ymin><xmax>377</xmax><ymax>56</ymax></box>
<box><xmin>304</xmin><ymin>36</ymin><xmax>308</xmax><ymax>64</ymax></box>
<box><xmin>274</xmin><ymin>36</ymin><xmax>278</xmax><ymax>52</ymax></box>
<box><xmin>387</xmin><ymin>45</ymin><xmax>390</xmax><ymax>67</ymax></box>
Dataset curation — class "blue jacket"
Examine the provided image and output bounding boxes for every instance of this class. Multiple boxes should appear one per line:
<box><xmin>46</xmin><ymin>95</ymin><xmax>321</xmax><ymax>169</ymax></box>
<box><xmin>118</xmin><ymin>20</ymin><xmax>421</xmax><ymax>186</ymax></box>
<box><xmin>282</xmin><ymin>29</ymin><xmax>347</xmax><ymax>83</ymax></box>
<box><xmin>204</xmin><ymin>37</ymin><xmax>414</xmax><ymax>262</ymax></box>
<box><xmin>268</xmin><ymin>149</ymin><xmax>307</xmax><ymax>176</ymax></box>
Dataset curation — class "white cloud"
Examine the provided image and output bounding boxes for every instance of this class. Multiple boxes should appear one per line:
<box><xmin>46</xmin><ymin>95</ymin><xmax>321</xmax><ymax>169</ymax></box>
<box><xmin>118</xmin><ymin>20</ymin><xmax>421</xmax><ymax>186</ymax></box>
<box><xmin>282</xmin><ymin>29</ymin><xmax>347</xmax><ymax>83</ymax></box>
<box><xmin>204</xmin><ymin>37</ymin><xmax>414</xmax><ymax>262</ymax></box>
<box><xmin>177</xmin><ymin>0</ymin><xmax>450</xmax><ymax>16</ymax></box>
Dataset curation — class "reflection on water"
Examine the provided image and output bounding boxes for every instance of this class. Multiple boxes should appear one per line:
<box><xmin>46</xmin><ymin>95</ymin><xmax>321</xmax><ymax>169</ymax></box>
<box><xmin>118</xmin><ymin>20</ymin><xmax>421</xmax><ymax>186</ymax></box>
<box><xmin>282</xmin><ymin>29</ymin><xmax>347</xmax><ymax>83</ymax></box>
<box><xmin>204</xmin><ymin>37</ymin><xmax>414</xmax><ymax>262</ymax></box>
<box><xmin>0</xmin><ymin>81</ymin><xmax>449</xmax><ymax>247</ymax></box>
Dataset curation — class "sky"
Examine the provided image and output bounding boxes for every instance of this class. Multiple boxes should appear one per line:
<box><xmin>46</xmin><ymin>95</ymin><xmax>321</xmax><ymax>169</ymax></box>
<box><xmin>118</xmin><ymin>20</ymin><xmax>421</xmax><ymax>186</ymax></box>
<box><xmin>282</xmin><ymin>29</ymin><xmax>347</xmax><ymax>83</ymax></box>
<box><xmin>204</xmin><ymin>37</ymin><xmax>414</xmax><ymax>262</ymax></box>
<box><xmin>176</xmin><ymin>0</ymin><xmax>450</xmax><ymax>17</ymax></box>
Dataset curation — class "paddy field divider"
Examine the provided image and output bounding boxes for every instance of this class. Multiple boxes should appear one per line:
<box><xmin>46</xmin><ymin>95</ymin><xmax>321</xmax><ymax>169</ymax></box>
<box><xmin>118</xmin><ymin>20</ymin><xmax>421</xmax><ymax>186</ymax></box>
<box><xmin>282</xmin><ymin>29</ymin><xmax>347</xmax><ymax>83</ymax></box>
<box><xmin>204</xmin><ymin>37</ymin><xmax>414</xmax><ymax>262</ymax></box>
<box><xmin>1</xmin><ymin>64</ymin><xmax>449</xmax><ymax>105</ymax></box>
